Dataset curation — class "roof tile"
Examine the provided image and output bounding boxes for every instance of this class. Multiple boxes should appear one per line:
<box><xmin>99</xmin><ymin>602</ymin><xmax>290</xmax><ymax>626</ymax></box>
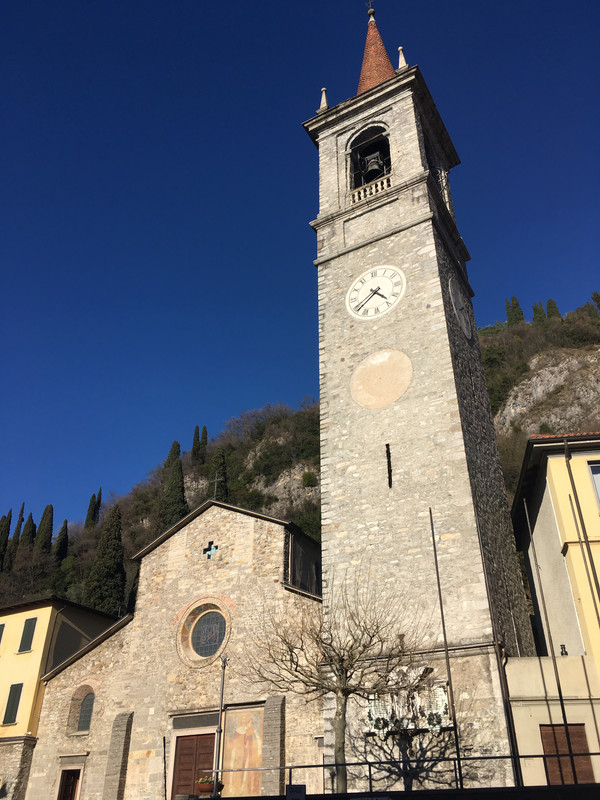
<box><xmin>357</xmin><ymin>10</ymin><xmax>395</xmax><ymax>95</ymax></box>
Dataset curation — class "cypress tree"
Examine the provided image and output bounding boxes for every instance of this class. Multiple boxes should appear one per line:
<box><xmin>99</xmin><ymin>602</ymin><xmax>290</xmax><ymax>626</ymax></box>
<box><xmin>162</xmin><ymin>458</ymin><xmax>189</xmax><ymax>529</ymax></box>
<box><xmin>191</xmin><ymin>426</ymin><xmax>202</xmax><ymax>468</ymax></box>
<box><xmin>191</xmin><ymin>425</ymin><xmax>208</xmax><ymax>468</ymax></box>
<box><xmin>546</xmin><ymin>299</ymin><xmax>561</xmax><ymax>319</ymax></box>
<box><xmin>3</xmin><ymin>526</ymin><xmax>20</xmax><ymax>572</ymax></box>
<box><xmin>532</xmin><ymin>302</ymin><xmax>546</xmax><ymax>326</ymax></box>
<box><xmin>505</xmin><ymin>298</ymin><xmax>512</xmax><ymax>325</ymax></box>
<box><xmin>0</xmin><ymin>510</ymin><xmax>12</xmax><ymax>570</ymax></box>
<box><xmin>84</xmin><ymin>504</ymin><xmax>126</xmax><ymax>616</ymax></box>
<box><xmin>21</xmin><ymin>513</ymin><xmax>36</xmax><ymax>547</ymax></box>
<box><xmin>94</xmin><ymin>488</ymin><xmax>102</xmax><ymax>523</ymax></box>
<box><xmin>54</xmin><ymin>520</ymin><xmax>69</xmax><ymax>564</ymax></box>
<box><xmin>35</xmin><ymin>504</ymin><xmax>54</xmax><ymax>552</ymax></box>
<box><xmin>126</xmin><ymin>565</ymin><xmax>139</xmax><ymax>614</ymax></box>
<box><xmin>200</xmin><ymin>425</ymin><xmax>207</xmax><ymax>464</ymax></box>
<box><xmin>13</xmin><ymin>503</ymin><xmax>25</xmax><ymax>541</ymax></box>
<box><xmin>211</xmin><ymin>447</ymin><xmax>229</xmax><ymax>503</ymax></box>
<box><xmin>510</xmin><ymin>296</ymin><xmax>525</xmax><ymax>325</ymax></box>
<box><xmin>163</xmin><ymin>441</ymin><xmax>181</xmax><ymax>477</ymax></box>
<box><xmin>84</xmin><ymin>493</ymin><xmax>97</xmax><ymax>528</ymax></box>
<box><xmin>592</xmin><ymin>291</ymin><xmax>600</xmax><ymax>312</ymax></box>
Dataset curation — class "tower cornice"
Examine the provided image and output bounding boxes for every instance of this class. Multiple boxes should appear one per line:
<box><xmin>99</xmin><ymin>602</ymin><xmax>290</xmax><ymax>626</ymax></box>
<box><xmin>303</xmin><ymin>67</ymin><xmax>460</xmax><ymax>171</ymax></box>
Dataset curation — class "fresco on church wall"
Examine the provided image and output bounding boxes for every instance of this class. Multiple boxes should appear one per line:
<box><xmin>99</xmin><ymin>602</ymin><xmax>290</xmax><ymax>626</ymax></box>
<box><xmin>221</xmin><ymin>706</ymin><xmax>264</xmax><ymax>797</ymax></box>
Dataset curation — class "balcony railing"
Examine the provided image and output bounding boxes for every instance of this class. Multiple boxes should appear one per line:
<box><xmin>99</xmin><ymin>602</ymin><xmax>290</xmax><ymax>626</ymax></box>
<box><xmin>350</xmin><ymin>175</ymin><xmax>392</xmax><ymax>204</ymax></box>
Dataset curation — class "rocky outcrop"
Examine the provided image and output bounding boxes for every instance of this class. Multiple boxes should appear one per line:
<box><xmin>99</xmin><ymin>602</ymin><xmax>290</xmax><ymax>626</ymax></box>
<box><xmin>494</xmin><ymin>348</ymin><xmax>600</xmax><ymax>436</ymax></box>
<box><xmin>183</xmin><ymin>458</ymin><xmax>320</xmax><ymax>519</ymax></box>
<box><xmin>253</xmin><ymin>464</ymin><xmax>320</xmax><ymax>518</ymax></box>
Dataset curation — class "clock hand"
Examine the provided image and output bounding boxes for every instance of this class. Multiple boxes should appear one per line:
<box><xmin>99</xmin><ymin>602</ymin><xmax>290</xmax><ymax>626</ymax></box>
<box><xmin>372</xmin><ymin>289</ymin><xmax>387</xmax><ymax>299</ymax></box>
<box><xmin>355</xmin><ymin>286</ymin><xmax>380</xmax><ymax>312</ymax></box>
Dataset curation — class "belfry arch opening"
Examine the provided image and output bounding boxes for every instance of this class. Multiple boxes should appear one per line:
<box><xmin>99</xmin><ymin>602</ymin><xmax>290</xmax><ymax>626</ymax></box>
<box><xmin>348</xmin><ymin>126</ymin><xmax>391</xmax><ymax>190</ymax></box>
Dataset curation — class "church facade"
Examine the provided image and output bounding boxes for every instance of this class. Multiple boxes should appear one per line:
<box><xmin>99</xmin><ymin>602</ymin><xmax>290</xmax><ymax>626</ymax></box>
<box><xmin>24</xmin><ymin>503</ymin><xmax>322</xmax><ymax>800</ymax></box>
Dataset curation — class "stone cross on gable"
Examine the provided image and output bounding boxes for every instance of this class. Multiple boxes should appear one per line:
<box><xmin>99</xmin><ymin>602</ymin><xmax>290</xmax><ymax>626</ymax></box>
<box><xmin>203</xmin><ymin>541</ymin><xmax>218</xmax><ymax>560</ymax></box>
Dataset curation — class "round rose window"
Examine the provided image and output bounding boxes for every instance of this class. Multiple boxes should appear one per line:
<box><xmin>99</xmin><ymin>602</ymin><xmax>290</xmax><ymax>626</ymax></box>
<box><xmin>191</xmin><ymin>610</ymin><xmax>227</xmax><ymax>658</ymax></box>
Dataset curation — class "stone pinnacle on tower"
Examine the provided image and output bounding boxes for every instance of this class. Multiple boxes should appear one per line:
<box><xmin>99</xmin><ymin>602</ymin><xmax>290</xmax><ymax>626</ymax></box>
<box><xmin>357</xmin><ymin>5</ymin><xmax>396</xmax><ymax>95</ymax></box>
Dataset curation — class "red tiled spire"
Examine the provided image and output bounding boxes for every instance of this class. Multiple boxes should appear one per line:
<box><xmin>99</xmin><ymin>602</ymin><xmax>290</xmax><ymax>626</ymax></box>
<box><xmin>357</xmin><ymin>7</ymin><xmax>396</xmax><ymax>95</ymax></box>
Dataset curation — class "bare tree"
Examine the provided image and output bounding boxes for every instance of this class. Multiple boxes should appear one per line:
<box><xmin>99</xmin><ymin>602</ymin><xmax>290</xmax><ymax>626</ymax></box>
<box><xmin>351</xmin><ymin>680</ymin><xmax>471</xmax><ymax>791</ymax></box>
<box><xmin>246</xmin><ymin>575</ymin><xmax>432</xmax><ymax>792</ymax></box>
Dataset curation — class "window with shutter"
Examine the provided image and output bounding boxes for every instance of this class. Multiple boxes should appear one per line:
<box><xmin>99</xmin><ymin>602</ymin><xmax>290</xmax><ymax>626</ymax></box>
<box><xmin>18</xmin><ymin>617</ymin><xmax>37</xmax><ymax>652</ymax></box>
<box><xmin>3</xmin><ymin>683</ymin><xmax>23</xmax><ymax>724</ymax></box>
<box><xmin>540</xmin><ymin>723</ymin><xmax>595</xmax><ymax>784</ymax></box>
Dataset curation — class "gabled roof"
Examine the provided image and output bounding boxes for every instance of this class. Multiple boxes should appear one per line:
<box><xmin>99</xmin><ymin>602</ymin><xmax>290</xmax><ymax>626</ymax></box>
<box><xmin>131</xmin><ymin>499</ymin><xmax>304</xmax><ymax>561</ymax></box>
<box><xmin>357</xmin><ymin>8</ymin><xmax>396</xmax><ymax>95</ymax></box>
<box><xmin>0</xmin><ymin>593</ymin><xmax>117</xmax><ymax>620</ymax></box>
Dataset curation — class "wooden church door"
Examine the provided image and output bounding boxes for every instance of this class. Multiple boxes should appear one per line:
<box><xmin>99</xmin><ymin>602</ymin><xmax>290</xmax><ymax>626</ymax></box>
<box><xmin>57</xmin><ymin>769</ymin><xmax>81</xmax><ymax>800</ymax></box>
<box><xmin>172</xmin><ymin>733</ymin><xmax>216</xmax><ymax>796</ymax></box>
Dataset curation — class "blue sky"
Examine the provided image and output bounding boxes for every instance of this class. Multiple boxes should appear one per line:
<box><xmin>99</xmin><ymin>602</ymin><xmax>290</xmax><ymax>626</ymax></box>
<box><xmin>1</xmin><ymin>0</ymin><xmax>598</xmax><ymax>529</ymax></box>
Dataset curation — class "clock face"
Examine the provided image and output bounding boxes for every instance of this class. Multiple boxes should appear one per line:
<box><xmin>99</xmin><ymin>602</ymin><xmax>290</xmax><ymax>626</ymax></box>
<box><xmin>346</xmin><ymin>266</ymin><xmax>406</xmax><ymax>320</ymax></box>
<box><xmin>449</xmin><ymin>276</ymin><xmax>472</xmax><ymax>339</ymax></box>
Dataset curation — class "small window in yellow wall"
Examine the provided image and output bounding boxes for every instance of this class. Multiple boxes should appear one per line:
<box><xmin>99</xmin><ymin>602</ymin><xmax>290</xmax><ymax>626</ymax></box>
<box><xmin>18</xmin><ymin>617</ymin><xmax>37</xmax><ymax>652</ymax></box>
<box><xmin>590</xmin><ymin>463</ymin><xmax>600</xmax><ymax>508</ymax></box>
<box><xmin>3</xmin><ymin>683</ymin><xmax>23</xmax><ymax>724</ymax></box>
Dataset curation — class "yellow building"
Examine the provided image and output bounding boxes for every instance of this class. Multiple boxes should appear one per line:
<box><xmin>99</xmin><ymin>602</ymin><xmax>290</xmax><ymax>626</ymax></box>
<box><xmin>508</xmin><ymin>433</ymin><xmax>600</xmax><ymax>786</ymax></box>
<box><xmin>0</xmin><ymin>595</ymin><xmax>115</xmax><ymax>800</ymax></box>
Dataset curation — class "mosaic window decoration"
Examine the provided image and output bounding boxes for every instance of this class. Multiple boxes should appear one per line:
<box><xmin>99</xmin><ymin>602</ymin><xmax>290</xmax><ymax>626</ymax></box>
<box><xmin>191</xmin><ymin>611</ymin><xmax>227</xmax><ymax>658</ymax></box>
<box><xmin>177</xmin><ymin>599</ymin><xmax>230</xmax><ymax>667</ymax></box>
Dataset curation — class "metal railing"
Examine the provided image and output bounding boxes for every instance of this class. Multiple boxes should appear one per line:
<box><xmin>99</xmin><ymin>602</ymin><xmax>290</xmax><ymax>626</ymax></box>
<box><xmin>208</xmin><ymin>750</ymin><xmax>600</xmax><ymax>794</ymax></box>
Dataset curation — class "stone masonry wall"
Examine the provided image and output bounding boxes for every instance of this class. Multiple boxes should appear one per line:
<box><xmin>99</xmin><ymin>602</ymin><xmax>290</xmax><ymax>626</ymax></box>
<box><xmin>434</xmin><ymin>229</ymin><xmax>535</xmax><ymax>658</ymax></box>
<box><xmin>0</xmin><ymin>738</ymin><xmax>36</xmax><ymax>800</ymax></box>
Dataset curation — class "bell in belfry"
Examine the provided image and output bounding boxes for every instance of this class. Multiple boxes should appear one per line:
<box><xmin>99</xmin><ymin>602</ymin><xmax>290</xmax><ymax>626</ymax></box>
<box><xmin>362</xmin><ymin>151</ymin><xmax>385</xmax><ymax>181</ymax></box>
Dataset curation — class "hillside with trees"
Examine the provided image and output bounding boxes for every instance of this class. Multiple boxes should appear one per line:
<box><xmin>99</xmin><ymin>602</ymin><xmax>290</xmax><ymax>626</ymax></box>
<box><xmin>0</xmin><ymin>402</ymin><xmax>320</xmax><ymax>610</ymax></box>
<box><xmin>1</xmin><ymin>293</ymin><xmax>598</xmax><ymax>611</ymax></box>
<box><xmin>481</xmin><ymin>292</ymin><xmax>600</xmax><ymax>497</ymax></box>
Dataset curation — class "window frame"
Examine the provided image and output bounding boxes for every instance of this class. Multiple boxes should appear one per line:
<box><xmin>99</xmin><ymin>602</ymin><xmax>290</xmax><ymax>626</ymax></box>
<box><xmin>540</xmin><ymin>723</ymin><xmax>594</xmax><ymax>784</ymax></box>
<box><xmin>76</xmin><ymin>692</ymin><xmax>95</xmax><ymax>732</ymax></box>
<box><xmin>18</xmin><ymin>617</ymin><xmax>37</xmax><ymax>652</ymax></box>
<box><xmin>66</xmin><ymin>684</ymin><xmax>97</xmax><ymax>736</ymax></box>
<box><xmin>3</xmin><ymin>682</ymin><xmax>24</xmax><ymax>725</ymax></box>
<box><xmin>190</xmin><ymin>611</ymin><xmax>227</xmax><ymax>659</ymax></box>
<box><xmin>176</xmin><ymin>597</ymin><xmax>231</xmax><ymax>668</ymax></box>
<box><xmin>589</xmin><ymin>461</ymin><xmax>600</xmax><ymax>509</ymax></box>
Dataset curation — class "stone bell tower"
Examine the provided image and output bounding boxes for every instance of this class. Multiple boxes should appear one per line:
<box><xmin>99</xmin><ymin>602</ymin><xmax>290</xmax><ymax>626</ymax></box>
<box><xmin>303</xmin><ymin>8</ymin><xmax>534</xmax><ymax>786</ymax></box>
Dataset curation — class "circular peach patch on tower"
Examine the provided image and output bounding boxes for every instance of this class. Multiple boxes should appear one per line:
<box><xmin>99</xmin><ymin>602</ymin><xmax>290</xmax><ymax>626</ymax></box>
<box><xmin>350</xmin><ymin>349</ymin><xmax>413</xmax><ymax>409</ymax></box>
